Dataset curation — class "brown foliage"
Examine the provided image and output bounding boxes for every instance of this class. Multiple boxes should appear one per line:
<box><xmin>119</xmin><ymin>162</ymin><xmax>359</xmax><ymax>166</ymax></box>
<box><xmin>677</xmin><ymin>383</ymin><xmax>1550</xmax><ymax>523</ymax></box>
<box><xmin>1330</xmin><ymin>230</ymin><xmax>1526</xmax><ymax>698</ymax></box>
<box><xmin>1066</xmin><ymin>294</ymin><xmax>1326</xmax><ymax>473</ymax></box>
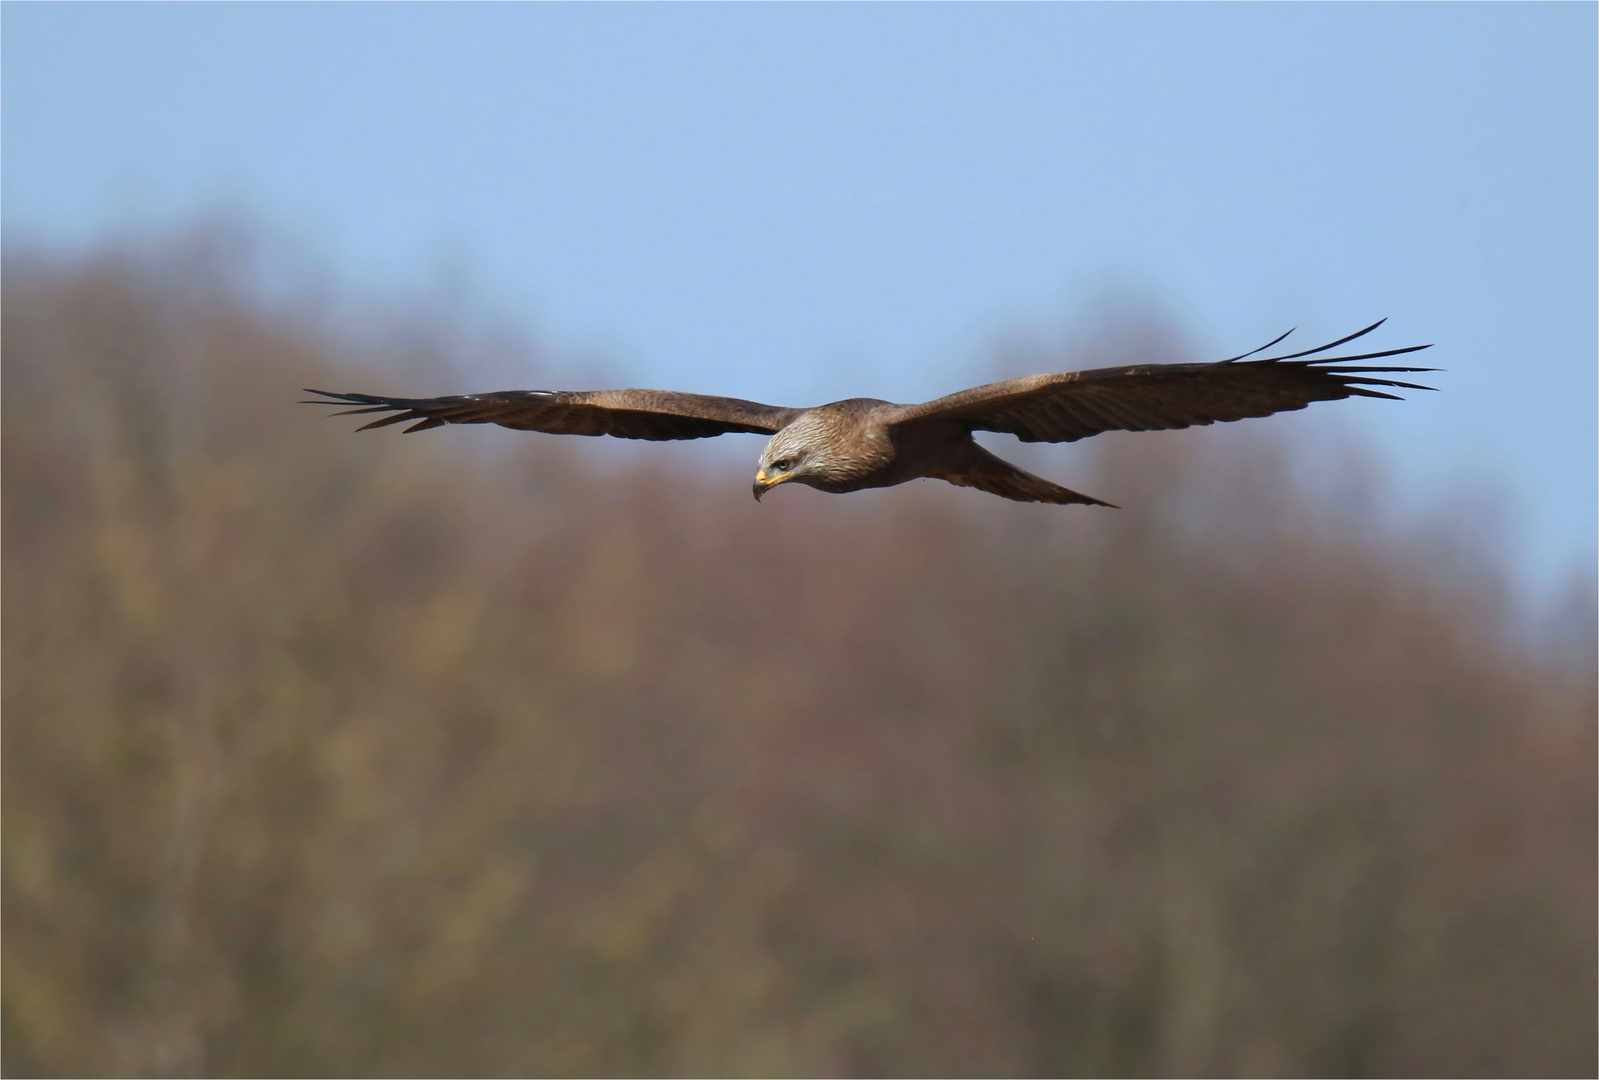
<box><xmin>3</xmin><ymin>245</ymin><xmax>1594</xmax><ymax>1078</ymax></box>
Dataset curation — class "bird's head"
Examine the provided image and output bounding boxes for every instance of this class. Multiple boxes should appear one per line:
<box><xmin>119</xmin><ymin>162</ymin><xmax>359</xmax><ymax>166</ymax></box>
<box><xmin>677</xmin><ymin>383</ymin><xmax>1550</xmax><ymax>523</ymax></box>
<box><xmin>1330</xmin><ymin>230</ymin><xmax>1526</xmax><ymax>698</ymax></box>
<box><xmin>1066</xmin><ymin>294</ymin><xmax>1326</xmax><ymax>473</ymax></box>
<box><xmin>753</xmin><ymin>421</ymin><xmax>827</xmax><ymax>501</ymax></box>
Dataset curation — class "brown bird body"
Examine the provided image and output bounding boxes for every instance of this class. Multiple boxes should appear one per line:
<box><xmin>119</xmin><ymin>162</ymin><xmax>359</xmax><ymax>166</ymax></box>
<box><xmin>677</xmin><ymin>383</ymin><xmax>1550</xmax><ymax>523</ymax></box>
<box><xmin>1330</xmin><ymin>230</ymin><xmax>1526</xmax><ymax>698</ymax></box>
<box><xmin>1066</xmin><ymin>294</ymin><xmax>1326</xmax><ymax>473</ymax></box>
<box><xmin>307</xmin><ymin>320</ymin><xmax>1434</xmax><ymax>507</ymax></box>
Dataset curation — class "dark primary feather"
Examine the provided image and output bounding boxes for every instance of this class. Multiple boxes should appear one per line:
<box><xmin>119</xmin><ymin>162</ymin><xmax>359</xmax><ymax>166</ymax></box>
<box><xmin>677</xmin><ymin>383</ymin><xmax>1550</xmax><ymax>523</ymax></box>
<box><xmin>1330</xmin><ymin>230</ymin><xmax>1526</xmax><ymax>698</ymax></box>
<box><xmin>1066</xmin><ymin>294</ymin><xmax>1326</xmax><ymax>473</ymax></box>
<box><xmin>303</xmin><ymin>388</ymin><xmax>802</xmax><ymax>441</ymax></box>
<box><xmin>888</xmin><ymin>320</ymin><xmax>1436</xmax><ymax>443</ymax></box>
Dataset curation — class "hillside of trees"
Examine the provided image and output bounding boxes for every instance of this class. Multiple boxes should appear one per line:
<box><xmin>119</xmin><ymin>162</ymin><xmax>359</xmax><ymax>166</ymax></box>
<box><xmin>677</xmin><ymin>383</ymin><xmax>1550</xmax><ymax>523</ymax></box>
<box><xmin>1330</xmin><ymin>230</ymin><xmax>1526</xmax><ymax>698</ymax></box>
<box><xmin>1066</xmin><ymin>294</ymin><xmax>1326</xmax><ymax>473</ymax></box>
<box><xmin>4</xmin><ymin>239</ymin><xmax>1593</xmax><ymax>1077</ymax></box>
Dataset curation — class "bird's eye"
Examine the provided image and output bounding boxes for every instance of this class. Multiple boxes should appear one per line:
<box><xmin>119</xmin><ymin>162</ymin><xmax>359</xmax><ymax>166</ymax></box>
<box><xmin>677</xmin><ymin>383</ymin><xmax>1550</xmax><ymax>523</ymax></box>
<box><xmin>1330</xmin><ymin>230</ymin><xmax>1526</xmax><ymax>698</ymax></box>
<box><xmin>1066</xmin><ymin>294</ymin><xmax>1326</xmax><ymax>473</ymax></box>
<box><xmin>774</xmin><ymin>459</ymin><xmax>791</xmax><ymax>471</ymax></box>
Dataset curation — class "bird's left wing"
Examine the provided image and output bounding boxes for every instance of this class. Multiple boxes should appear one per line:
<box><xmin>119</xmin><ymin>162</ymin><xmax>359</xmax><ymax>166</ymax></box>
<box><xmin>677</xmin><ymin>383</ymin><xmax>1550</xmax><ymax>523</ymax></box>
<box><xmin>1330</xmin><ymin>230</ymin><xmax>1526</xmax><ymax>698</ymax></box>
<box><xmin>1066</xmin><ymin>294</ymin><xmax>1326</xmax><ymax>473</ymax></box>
<box><xmin>885</xmin><ymin>321</ymin><xmax>1436</xmax><ymax>444</ymax></box>
<box><xmin>305</xmin><ymin>388</ymin><xmax>803</xmax><ymax>441</ymax></box>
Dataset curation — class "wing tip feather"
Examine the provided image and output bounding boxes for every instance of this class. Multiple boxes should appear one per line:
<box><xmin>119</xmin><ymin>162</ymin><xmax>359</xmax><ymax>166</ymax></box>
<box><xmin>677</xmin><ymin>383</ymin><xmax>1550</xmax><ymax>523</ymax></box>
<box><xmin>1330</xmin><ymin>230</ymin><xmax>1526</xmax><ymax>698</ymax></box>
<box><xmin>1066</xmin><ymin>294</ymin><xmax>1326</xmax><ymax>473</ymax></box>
<box><xmin>354</xmin><ymin>413</ymin><xmax>415</xmax><ymax>432</ymax></box>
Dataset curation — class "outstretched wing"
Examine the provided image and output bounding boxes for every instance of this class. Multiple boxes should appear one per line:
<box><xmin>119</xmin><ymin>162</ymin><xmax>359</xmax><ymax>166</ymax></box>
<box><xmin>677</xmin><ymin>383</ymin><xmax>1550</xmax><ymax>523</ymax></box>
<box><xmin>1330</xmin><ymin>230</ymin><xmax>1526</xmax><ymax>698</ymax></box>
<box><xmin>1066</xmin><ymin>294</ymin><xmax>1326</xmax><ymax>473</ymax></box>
<box><xmin>887</xmin><ymin>320</ymin><xmax>1436</xmax><ymax>443</ymax></box>
<box><xmin>304</xmin><ymin>388</ymin><xmax>803</xmax><ymax>441</ymax></box>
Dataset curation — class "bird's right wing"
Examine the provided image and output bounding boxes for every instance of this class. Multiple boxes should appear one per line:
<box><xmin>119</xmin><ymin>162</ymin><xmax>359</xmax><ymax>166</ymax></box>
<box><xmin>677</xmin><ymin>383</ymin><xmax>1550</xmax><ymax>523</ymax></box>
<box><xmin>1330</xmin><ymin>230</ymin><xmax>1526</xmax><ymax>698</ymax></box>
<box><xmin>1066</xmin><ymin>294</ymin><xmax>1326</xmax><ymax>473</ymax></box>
<box><xmin>304</xmin><ymin>388</ymin><xmax>803</xmax><ymax>441</ymax></box>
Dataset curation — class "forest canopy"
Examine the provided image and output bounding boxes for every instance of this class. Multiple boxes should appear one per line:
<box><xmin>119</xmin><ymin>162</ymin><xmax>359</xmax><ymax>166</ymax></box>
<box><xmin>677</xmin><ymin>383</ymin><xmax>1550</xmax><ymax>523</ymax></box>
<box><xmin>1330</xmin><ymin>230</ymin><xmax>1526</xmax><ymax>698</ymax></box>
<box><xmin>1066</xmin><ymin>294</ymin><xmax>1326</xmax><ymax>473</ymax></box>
<box><xmin>3</xmin><ymin>236</ymin><xmax>1593</xmax><ymax>1078</ymax></box>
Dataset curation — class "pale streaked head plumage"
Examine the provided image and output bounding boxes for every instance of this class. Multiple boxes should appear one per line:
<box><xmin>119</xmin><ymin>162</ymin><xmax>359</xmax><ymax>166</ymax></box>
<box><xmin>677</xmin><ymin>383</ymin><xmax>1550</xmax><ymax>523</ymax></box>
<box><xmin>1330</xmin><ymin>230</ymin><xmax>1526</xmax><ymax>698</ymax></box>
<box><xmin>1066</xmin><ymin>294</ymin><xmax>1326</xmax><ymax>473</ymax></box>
<box><xmin>752</xmin><ymin>414</ymin><xmax>832</xmax><ymax>499</ymax></box>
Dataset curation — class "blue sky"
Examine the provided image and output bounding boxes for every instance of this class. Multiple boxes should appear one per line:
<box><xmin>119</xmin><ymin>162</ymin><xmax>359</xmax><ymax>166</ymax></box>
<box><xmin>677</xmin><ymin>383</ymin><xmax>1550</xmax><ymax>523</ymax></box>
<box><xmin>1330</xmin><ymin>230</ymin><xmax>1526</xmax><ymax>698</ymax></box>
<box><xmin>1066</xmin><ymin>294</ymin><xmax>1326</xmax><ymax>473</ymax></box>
<box><xmin>5</xmin><ymin>3</ymin><xmax>1594</xmax><ymax>599</ymax></box>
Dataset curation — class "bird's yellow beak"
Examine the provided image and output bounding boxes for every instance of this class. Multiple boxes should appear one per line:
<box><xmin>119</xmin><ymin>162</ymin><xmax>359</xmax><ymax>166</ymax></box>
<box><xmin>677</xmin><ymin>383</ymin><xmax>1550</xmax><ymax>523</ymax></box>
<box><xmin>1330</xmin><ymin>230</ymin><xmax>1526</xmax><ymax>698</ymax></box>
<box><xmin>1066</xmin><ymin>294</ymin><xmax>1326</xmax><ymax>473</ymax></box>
<box><xmin>753</xmin><ymin>469</ymin><xmax>779</xmax><ymax>501</ymax></box>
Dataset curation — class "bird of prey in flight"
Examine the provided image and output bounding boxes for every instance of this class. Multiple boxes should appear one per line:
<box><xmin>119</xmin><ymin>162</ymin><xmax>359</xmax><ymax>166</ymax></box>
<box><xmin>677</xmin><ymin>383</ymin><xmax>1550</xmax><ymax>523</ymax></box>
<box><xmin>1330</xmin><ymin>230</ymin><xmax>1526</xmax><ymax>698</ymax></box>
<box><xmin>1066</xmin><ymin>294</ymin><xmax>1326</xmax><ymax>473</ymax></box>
<box><xmin>307</xmin><ymin>320</ymin><xmax>1433</xmax><ymax>508</ymax></box>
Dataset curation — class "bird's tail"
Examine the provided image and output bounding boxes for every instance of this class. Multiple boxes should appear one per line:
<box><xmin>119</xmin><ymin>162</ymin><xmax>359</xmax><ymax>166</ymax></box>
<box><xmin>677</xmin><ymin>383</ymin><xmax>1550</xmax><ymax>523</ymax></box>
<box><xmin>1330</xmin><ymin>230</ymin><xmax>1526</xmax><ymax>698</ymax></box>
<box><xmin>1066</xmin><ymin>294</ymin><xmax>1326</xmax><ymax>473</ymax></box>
<box><xmin>941</xmin><ymin>446</ymin><xmax>1116</xmax><ymax>507</ymax></box>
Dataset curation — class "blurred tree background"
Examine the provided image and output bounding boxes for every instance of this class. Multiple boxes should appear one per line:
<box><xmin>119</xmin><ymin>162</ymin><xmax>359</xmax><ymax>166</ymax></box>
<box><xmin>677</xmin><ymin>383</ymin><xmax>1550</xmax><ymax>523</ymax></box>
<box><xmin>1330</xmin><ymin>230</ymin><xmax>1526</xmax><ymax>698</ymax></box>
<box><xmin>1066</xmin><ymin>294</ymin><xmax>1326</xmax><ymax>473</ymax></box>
<box><xmin>3</xmin><ymin>234</ymin><xmax>1594</xmax><ymax>1079</ymax></box>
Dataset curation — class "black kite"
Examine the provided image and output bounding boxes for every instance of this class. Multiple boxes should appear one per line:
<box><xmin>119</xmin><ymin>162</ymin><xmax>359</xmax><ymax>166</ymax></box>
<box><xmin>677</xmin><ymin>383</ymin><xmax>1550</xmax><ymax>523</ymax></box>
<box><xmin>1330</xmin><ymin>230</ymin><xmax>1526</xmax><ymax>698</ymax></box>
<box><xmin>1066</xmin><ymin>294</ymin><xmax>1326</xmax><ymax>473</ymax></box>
<box><xmin>306</xmin><ymin>320</ymin><xmax>1434</xmax><ymax>507</ymax></box>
